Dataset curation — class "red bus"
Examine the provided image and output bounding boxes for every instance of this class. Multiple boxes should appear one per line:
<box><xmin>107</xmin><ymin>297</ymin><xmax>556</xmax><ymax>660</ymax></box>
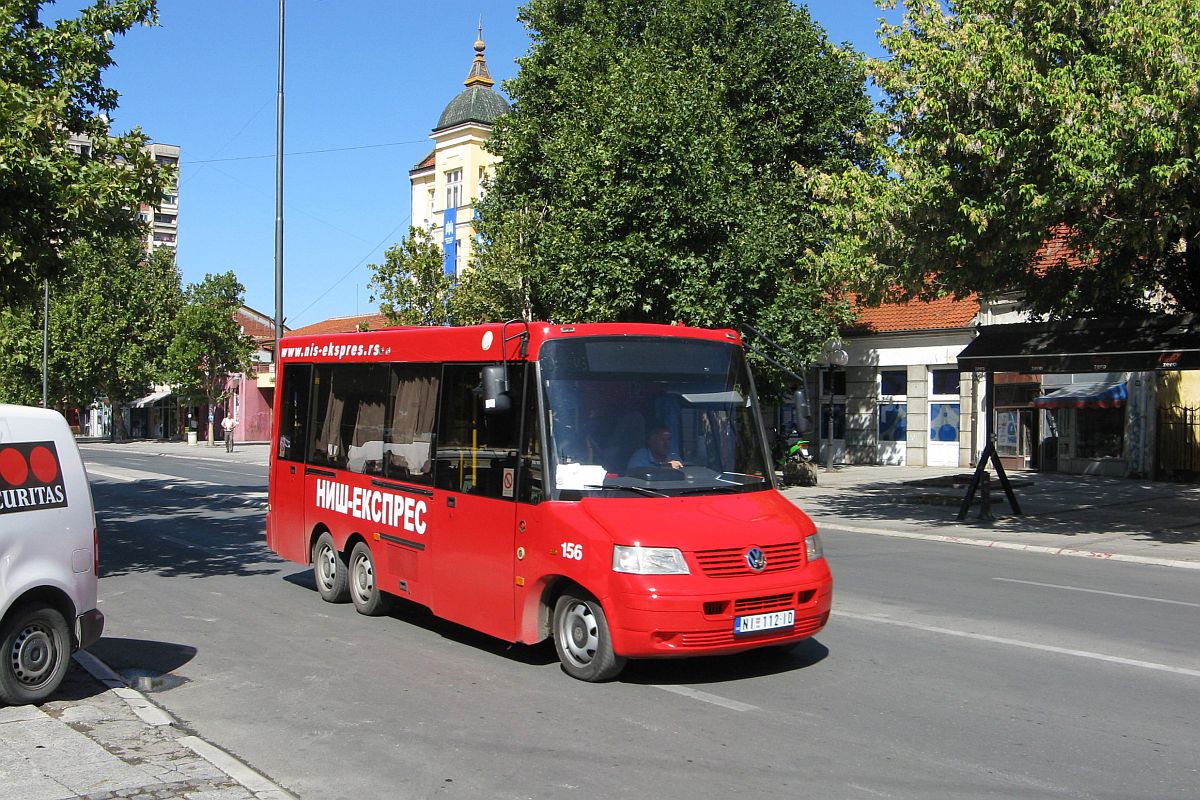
<box><xmin>266</xmin><ymin>322</ymin><xmax>831</xmax><ymax>681</ymax></box>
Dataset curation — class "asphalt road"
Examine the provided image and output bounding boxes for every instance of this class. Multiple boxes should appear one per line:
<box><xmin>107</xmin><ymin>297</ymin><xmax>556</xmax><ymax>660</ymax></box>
<box><xmin>82</xmin><ymin>450</ymin><xmax>1199</xmax><ymax>800</ymax></box>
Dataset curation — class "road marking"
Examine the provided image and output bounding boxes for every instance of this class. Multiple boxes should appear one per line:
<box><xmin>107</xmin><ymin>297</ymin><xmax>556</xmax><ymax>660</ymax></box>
<box><xmin>837</xmin><ymin>610</ymin><xmax>1200</xmax><ymax>679</ymax></box>
<box><xmin>652</xmin><ymin>685</ymin><xmax>759</xmax><ymax>711</ymax></box>
<box><xmin>818</xmin><ymin>522</ymin><xmax>1200</xmax><ymax>570</ymax></box>
<box><xmin>994</xmin><ymin>577</ymin><xmax>1200</xmax><ymax>608</ymax></box>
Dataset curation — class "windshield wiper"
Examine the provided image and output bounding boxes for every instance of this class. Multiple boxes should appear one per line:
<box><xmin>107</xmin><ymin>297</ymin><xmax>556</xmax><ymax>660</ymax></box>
<box><xmin>580</xmin><ymin>483</ymin><xmax>668</xmax><ymax>498</ymax></box>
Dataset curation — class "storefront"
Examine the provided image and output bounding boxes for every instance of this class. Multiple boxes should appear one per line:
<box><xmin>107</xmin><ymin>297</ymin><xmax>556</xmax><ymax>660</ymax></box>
<box><xmin>958</xmin><ymin>315</ymin><xmax>1199</xmax><ymax>480</ymax></box>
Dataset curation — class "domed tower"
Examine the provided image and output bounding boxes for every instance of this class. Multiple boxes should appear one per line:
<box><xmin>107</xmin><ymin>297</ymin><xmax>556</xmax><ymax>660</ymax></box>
<box><xmin>410</xmin><ymin>25</ymin><xmax>510</xmax><ymax>276</ymax></box>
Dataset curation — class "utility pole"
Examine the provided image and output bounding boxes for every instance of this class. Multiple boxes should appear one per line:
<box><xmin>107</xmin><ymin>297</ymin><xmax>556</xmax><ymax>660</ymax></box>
<box><xmin>42</xmin><ymin>280</ymin><xmax>49</xmax><ymax>408</ymax></box>
<box><xmin>274</xmin><ymin>0</ymin><xmax>285</xmax><ymax>349</ymax></box>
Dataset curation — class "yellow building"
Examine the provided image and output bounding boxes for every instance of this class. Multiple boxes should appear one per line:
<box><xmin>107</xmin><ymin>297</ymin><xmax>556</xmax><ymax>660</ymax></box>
<box><xmin>409</xmin><ymin>29</ymin><xmax>509</xmax><ymax>276</ymax></box>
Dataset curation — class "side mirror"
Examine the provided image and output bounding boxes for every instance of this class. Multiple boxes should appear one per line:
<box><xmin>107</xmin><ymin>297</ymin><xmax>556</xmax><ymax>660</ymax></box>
<box><xmin>792</xmin><ymin>389</ymin><xmax>813</xmax><ymax>434</ymax></box>
<box><xmin>481</xmin><ymin>364</ymin><xmax>512</xmax><ymax>414</ymax></box>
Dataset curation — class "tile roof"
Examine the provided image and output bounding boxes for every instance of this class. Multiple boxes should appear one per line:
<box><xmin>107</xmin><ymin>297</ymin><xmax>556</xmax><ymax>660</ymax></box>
<box><xmin>286</xmin><ymin>313</ymin><xmax>392</xmax><ymax>337</ymax></box>
<box><xmin>235</xmin><ymin>306</ymin><xmax>283</xmax><ymax>344</ymax></box>
<box><xmin>848</xmin><ymin>294</ymin><xmax>981</xmax><ymax>334</ymax></box>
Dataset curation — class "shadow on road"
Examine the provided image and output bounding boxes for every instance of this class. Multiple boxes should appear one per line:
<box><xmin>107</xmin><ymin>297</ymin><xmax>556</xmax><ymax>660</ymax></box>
<box><xmin>91</xmin><ymin>480</ymin><xmax>278</xmax><ymax>580</ymax></box>
<box><xmin>282</xmin><ymin>567</ymin><xmax>828</xmax><ymax>681</ymax></box>
<box><xmin>799</xmin><ymin>472</ymin><xmax>1200</xmax><ymax>545</ymax></box>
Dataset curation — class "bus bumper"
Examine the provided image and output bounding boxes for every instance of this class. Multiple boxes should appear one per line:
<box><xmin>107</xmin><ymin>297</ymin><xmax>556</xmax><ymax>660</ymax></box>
<box><xmin>604</xmin><ymin>574</ymin><xmax>832</xmax><ymax>658</ymax></box>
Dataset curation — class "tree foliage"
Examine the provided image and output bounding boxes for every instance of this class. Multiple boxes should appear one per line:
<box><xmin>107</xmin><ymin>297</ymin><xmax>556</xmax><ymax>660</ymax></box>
<box><xmin>0</xmin><ymin>235</ymin><xmax>181</xmax><ymax>436</ymax></box>
<box><xmin>0</xmin><ymin>0</ymin><xmax>172</xmax><ymax>307</ymax></box>
<box><xmin>367</xmin><ymin>227</ymin><xmax>456</xmax><ymax>325</ymax></box>
<box><xmin>165</xmin><ymin>272</ymin><xmax>254</xmax><ymax>446</ymax></box>
<box><xmin>50</xmin><ymin>235</ymin><xmax>181</xmax><ymax>438</ymax></box>
<box><xmin>470</xmin><ymin>0</ymin><xmax>875</xmax><ymax>362</ymax></box>
<box><xmin>828</xmin><ymin>0</ymin><xmax>1200</xmax><ymax>317</ymax></box>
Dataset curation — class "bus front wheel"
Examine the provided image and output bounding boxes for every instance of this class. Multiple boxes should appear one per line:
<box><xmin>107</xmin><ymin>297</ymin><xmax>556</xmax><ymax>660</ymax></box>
<box><xmin>349</xmin><ymin>542</ymin><xmax>391</xmax><ymax>616</ymax></box>
<box><xmin>552</xmin><ymin>593</ymin><xmax>626</xmax><ymax>682</ymax></box>
<box><xmin>312</xmin><ymin>533</ymin><xmax>349</xmax><ymax>604</ymax></box>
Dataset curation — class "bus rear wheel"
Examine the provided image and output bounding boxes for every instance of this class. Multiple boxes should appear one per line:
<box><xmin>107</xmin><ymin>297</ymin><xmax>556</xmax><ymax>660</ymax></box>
<box><xmin>349</xmin><ymin>542</ymin><xmax>391</xmax><ymax>616</ymax></box>
<box><xmin>552</xmin><ymin>593</ymin><xmax>626</xmax><ymax>682</ymax></box>
<box><xmin>0</xmin><ymin>602</ymin><xmax>71</xmax><ymax>705</ymax></box>
<box><xmin>312</xmin><ymin>533</ymin><xmax>349</xmax><ymax>603</ymax></box>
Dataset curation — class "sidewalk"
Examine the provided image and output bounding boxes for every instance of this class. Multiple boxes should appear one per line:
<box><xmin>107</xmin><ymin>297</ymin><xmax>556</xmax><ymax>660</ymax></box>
<box><xmin>784</xmin><ymin>464</ymin><xmax>1200</xmax><ymax>569</ymax></box>
<box><xmin>0</xmin><ymin>652</ymin><xmax>293</xmax><ymax>800</ymax></box>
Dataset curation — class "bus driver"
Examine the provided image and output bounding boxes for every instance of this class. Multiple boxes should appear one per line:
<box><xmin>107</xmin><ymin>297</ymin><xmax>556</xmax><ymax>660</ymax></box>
<box><xmin>627</xmin><ymin>425</ymin><xmax>683</xmax><ymax>472</ymax></box>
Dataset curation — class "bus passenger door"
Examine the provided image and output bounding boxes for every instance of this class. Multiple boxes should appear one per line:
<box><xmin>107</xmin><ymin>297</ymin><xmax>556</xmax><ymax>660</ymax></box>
<box><xmin>268</xmin><ymin>364</ymin><xmax>312</xmax><ymax>563</ymax></box>
<box><xmin>430</xmin><ymin>364</ymin><xmax>523</xmax><ymax>641</ymax></box>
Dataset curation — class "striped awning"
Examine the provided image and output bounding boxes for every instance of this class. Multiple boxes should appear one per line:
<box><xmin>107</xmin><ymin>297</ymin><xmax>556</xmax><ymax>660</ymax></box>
<box><xmin>1031</xmin><ymin>381</ymin><xmax>1127</xmax><ymax>409</ymax></box>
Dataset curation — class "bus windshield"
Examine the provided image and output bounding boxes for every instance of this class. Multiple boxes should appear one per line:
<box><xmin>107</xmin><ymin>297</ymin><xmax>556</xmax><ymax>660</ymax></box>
<box><xmin>540</xmin><ymin>336</ymin><xmax>773</xmax><ymax>499</ymax></box>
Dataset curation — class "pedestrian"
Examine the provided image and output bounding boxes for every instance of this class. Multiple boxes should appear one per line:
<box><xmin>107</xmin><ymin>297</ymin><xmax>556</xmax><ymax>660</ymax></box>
<box><xmin>221</xmin><ymin>414</ymin><xmax>238</xmax><ymax>452</ymax></box>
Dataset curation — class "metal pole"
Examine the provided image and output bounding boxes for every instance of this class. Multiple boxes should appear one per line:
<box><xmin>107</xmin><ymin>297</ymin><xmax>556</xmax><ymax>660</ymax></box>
<box><xmin>42</xmin><ymin>279</ymin><xmax>48</xmax><ymax>408</ymax></box>
<box><xmin>825</xmin><ymin>365</ymin><xmax>834</xmax><ymax>469</ymax></box>
<box><xmin>274</xmin><ymin>0</ymin><xmax>285</xmax><ymax>348</ymax></box>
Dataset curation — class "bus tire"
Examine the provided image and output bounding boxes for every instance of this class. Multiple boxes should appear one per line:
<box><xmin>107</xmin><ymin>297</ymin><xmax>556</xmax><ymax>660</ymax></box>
<box><xmin>552</xmin><ymin>593</ymin><xmax>626</xmax><ymax>682</ymax></box>
<box><xmin>0</xmin><ymin>601</ymin><xmax>71</xmax><ymax>706</ymax></box>
<box><xmin>312</xmin><ymin>533</ymin><xmax>350</xmax><ymax>603</ymax></box>
<box><xmin>349</xmin><ymin>542</ymin><xmax>391</xmax><ymax>617</ymax></box>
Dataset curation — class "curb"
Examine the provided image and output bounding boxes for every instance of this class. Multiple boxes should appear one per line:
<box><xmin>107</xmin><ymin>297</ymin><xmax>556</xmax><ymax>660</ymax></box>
<box><xmin>822</xmin><ymin>523</ymin><xmax>1200</xmax><ymax>570</ymax></box>
<box><xmin>73</xmin><ymin>651</ymin><xmax>295</xmax><ymax>800</ymax></box>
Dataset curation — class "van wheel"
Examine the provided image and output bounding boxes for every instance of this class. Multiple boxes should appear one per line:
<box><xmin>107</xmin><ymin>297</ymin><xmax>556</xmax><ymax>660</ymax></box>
<box><xmin>552</xmin><ymin>593</ymin><xmax>626</xmax><ymax>682</ymax></box>
<box><xmin>312</xmin><ymin>533</ymin><xmax>349</xmax><ymax>603</ymax></box>
<box><xmin>0</xmin><ymin>602</ymin><xmax>71</xmax><ymax>706</ymax></box>
<box><xmin>349</xmin><ymin>542</ymin><xmax>391</xmax><ymax>616</ymax></box>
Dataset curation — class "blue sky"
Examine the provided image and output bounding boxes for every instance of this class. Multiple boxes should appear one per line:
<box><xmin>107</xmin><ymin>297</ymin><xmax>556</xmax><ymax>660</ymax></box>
<box><xmin>75</xmin><ymin>0</ymin><xmax>892</xmax><ymax>329</ymax></box>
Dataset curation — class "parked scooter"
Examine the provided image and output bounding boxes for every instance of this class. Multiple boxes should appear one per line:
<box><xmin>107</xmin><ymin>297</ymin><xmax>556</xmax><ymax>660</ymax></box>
<box><xmin>776</xmin><ymin>426</ymin><xmax>818</xmax><ymax>487</ymax></box>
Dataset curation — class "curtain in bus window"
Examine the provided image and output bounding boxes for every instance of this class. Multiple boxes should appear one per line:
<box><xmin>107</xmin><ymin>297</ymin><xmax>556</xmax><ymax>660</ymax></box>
<box><xmin>386</xmin><ymin>365</ymin><xmax>439</xmax><ymax>485</ymax></box>
<box><xmin>346</xmin><ymin>365</ymin><xmax>388</xmax><ymax>475</ymax></box>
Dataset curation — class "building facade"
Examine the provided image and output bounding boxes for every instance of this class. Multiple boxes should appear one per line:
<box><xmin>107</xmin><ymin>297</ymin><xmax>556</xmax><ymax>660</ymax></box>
<box><xmin>67</xmin><ymin>135</ymin><xmax>180</xmax><ymax>254</ymax></box>
<box><xmin>409</xmin><ymin>30</ymin><xmax>509</xmax><ymax>275</ymax></box>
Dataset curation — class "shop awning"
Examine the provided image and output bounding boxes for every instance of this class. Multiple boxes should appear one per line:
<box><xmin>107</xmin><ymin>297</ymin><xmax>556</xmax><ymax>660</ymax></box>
<box><xmin>1031</xmin><ymin>381</ymin><xmax>1127</xmax><ymax>409</ymax></box>
<box><xmin>130</xmin><ymin>389</ymin><xmax>171</xmax><ymax>408</ymax></box>
<box><xmin>957</xmin><ymin>314</ymin><xmax>1199</xmax><ymax>373</ymax></box>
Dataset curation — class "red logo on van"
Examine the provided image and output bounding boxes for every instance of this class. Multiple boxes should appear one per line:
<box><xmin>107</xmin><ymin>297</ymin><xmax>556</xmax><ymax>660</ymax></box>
<box><xmin>0</xmin><ymin>441</ymin><xmax>68</xmax><ymax>514</ymax></box>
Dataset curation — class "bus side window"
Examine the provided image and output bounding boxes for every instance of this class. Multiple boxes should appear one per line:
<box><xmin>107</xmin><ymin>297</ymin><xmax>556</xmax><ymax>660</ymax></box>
<box><xmin>278</xmin><ymin>364</ymin><xmax>312</xmax><ymax>462</ymax></box>
<box><xmin>435</xmin><ymin>364</ymin><xmax>523</xmax><ymax>499</ymax></box>
<box><xmin>385</xmin><ymin>364</ymin><xmax>439</xmax><ymax>486</ymax></box>
<box><xmin>307</xmin><ymin>366</ymin><xmax>335</xmax><ymax>466</ymax></box>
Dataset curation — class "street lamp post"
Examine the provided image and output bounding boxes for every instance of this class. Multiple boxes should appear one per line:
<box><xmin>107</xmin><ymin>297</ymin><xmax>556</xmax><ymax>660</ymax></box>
<box><xmin>820</xmin><ymin>337</ymin><xmax>849</xmax><ymax>470</ymax></box>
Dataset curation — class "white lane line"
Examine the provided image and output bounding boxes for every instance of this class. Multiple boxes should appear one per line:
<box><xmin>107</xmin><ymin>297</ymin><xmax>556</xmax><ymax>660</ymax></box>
<box><xmin>652</xmin><ymin>685</ymin><xmax>760</xmax><ymax>711</ymax></box>
<box><xmin>994</xmin><ymin>577</ymin><xmax>1200</xmax><ymax>608</ymax></box>
<box><xmin>837</xmin><ymin>610</ymin><xmax>1200</xmax><ymax>679</ymax></box>
<box><xmin>817</xmin><ymin>522</ymin><xmax>1200</xmax><ymax>571</ymax></box>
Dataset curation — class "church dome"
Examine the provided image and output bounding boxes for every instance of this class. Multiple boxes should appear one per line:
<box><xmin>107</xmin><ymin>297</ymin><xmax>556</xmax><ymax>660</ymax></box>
<box><xmin>434</xmin><ymin>30</ymin><xmax>510</xmax><ymax>131</ymax></box>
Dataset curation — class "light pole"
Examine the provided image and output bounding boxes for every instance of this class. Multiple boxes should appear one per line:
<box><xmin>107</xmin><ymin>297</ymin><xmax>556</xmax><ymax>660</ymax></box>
<box><xmin>820</xmin><ymin>337</ymin><xmax>849</xmax><ymax>470</ymax></box>
<box><xmin>274</xmin><ymin>0</ymin><xmax>285</xmax><ymax>350</ymax></box>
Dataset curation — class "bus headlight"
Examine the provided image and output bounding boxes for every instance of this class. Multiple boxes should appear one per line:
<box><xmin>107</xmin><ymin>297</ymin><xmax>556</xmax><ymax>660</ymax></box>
<box><xmin>612</xmin><ymin>545</ymin><xmax>690</xmax><ymax>574</ymax></box>
<box><xmin>805</xmin><ymin>532</ymin><xmax>824</xmax><ymax>562</ymax></box>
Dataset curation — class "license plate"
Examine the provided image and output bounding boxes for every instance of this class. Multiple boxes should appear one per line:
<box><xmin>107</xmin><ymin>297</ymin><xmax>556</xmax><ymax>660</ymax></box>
<box><xmin>734</xmin><ymin>609</ymin><xmax>795</xmax><ymax>635</ymax></box>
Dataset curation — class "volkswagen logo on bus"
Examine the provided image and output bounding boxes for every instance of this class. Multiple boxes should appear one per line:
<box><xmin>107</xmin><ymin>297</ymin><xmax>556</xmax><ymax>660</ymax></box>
<box><xmin>745</xmin><ymin>547</ymin><xmax>767</xmax><ymax>572</ymax></box>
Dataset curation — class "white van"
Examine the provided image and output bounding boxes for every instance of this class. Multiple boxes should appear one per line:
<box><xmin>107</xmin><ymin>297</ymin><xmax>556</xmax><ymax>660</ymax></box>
<box><xmin>0</xmin><ymin>404</ymin><xmax>103</xmax><ymax>705</ymax></box>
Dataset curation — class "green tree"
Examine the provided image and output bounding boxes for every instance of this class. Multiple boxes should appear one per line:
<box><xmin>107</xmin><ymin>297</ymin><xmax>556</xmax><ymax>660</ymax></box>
<box><xmin>0</xmin><ymin>235</ymin><xmax>181</xmax><ymax>434</ymax></box>
<box><xmin>367</xmin><ymin>227</ymin><xmax>456</xmax><ymax>325</ymax></box>
<box><xmin>832</xmin><ymin>0</ymin><xmax>1200</xmax><ymax>317</ymax></box>
<box><xmin>49</xmin><ymin>235</ymin><xmax>182</xmax><ymax>439</ymax></box>
<box><xmin>0</xmin><ymin>303</ymin><xmax>44</xmax><ymax>406</ymax></box>
<box><xmin>165</xmin><ymin>272</ymin><xmax>254</xmax><ymax>446</ymax></box>
<box><xmin>0</xmin><ymin>0</ymin><xmax>171</xmax><ymax>307</ymax></box>
<box><xmin>470</xmin><ymin>0</ymin><xmax>875</xmax><ymax>362</ymax></box>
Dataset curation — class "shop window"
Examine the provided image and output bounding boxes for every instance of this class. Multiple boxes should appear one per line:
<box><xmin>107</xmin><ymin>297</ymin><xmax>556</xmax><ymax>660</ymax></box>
<box><xmin>879</xmin><ymin>403</ymin><xmax>908</xmax><ymax>442</ymax></box>
<box><xmin>931</xmin><ymin>369</ymin><xmax>960</xmax><ymax>396</ymax></box>
<box><xmin>1075</xmin><ymin>407</ymin><xmax>1125</xmax><ymax>459</ymax></box>
<box><xmin>880</xmin><ymin>369</ymin><xmax>907</xmax><ymax>396</ymax></box>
